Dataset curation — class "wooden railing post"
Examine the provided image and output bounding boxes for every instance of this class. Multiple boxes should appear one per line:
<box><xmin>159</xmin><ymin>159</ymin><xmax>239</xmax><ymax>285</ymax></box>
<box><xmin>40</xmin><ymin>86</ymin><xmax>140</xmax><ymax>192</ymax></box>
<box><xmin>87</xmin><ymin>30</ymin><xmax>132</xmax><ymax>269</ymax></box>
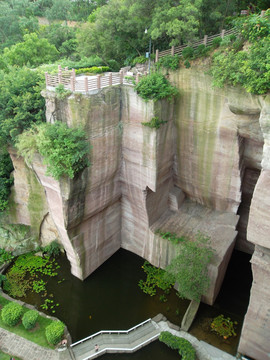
<box><xmin>155</xmin><ymin>49</ymin><xmax>159</xmax><ymax>63</ymax></box>
<box><xmin>45</xmin><ymin>72</ymin><xmax>48</xmax><ymax>87</ymax></box>
<box><xmin>119</xmin><ymin>70</ymin><xmax>123</xmax><ymax>84</ymax></box>
<box><xmin>221</xmin><ymin>29</ymin><xmax>225</xmax><ymax>39</ymax></box>
<box><xmin>97</xmin><ymin>75</ymin><xmax>101</xmax><ymax>89</ymax></box>
<box><xmin>84</xmin><ymin>77</ymin><xmax>88</xmax><ymax>92</ymax></box>
<box><xmin>203</xmin><ymin>35</ymin><xmax>208</xmax><ymax>46</ymax></box>
<box><xmin>136</xmin><ymin>73</ymin><xmax>140</xmax><ymax>84</ymax></box>
<box><xmin>58</xmin><ymin>65</ymin><xmax>62</xmax><ymax>72</ymax></box>
<box><xmin>58</xmin><ymin>69</ymin><xmax>62</xmax><ymax>85</ymax></box>
<box><xmin>171</xmin><ymin>46</ymin><xmax>175</xmax><ymax>56</ymax></box>
<box><xmin>109</xmin><ymin>72</ymin><xmax>112</xmax><ymax>86</ymax></box>
<box><xmin>261</xmin><ymin>10</ymin><xmax>266</xmax><ymax>17</ymax></box>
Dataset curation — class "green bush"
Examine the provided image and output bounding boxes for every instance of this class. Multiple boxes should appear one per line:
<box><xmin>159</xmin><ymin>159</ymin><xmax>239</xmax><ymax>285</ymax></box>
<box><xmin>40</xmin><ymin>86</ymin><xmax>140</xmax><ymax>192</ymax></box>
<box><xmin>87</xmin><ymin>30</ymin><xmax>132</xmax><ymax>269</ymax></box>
<box><xmin>182</xmin><ymin>46</ymin><xmax>194</xmax><ymax>59</ymax></box>
<box><xmin>157</xmin><ymin>55</ymin><xmax>180</xmax><ymax>71</ymax></box>
<box><xmin>141</xmin><ymin>117</ymin><xmax>167</xmax><ymax>129</ymax></box>
<box><xmin>211</xmin><ymin>37</ymin><xmax>222</xmax><ymax>49</ymax></box>
<box><xmin>43</xmin><ymin>240</ymin><xmax>61</xmax><ymax>257</ymax></box>
<box><xmin>159</xmin><ymin>331</ymin><xmax>196</xmax><ymax>360</ymax></box>
<box><xmin>45</xmin><ymin>321</ymin><xmax>65</xmax><ymax>345</ymax></box>
<box><xmin>132</xmin><ymin>56</ymin><xmax>147</xmax><ymax>65</ymax></box>
<box><xmin>0</xmin><ymin>248</ymin><xmax>14</xmax><ymax>265</ymax></box>
<box><xmin>22</xmin><ymin>310</ymin><xmax>39</xmax><ymax>330</ymax></box>
<box><xmin>134</xmin><ymin>72</ymin><xmax>178</xmax><ymax>101</ymax></box>
<box><xmin>194</xmin><ymin>44</ymin><xmax>211</xmax><ymax>58</ymax></box>
<box><xmin>16</xmin><ymin>122</ymin><xmax>90</xmax><ymax>180</ymax></box>
<box><xmin>75</xmin><ymin>66</ymin><xmax>110</xmax><ymax>75</ymax></box>
<box><xmin>1</xmin><ymin>302</ymin><xmax>23</xmax><ymax>326</ymax></box>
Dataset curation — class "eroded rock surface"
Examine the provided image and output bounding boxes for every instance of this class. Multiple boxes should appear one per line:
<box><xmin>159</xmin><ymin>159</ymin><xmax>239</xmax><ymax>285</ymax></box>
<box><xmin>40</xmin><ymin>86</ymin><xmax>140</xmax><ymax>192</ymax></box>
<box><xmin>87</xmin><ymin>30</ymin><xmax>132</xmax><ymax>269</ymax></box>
<box><xmin>7</xmin><ymin>69</ymin><xmax>270</xmax><ymax>359</ymax></box>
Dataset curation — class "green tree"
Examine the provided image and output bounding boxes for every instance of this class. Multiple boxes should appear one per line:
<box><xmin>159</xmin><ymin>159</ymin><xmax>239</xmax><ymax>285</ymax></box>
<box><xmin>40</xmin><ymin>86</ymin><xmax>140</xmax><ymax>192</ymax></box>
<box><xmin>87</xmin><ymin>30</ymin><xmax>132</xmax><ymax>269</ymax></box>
<box><xmin>45</xmin><ymin>0</ymin><xmax>72</xmax><ymax>23</ymax></box>
<box><xmin>39</xmin><ymin>24</ymin><xmax>77</xmax><ymax>58</ymax></box>
<box><xmin>164</xmin><ymin>232</ymin><xmax>214</xmax><ymax>301</ymax></box>
<box><xmin>0</xmin><ymin>152</ymin><xmax>14</xmax><ymax>212</ymax></box>
<box><xmin>150</xmin><ymin>0</ymin><xmax>202</xmax><ymax>46</ymax></box>
<box><xmin>77</xmin><ymin>0</ymin><xmax>157</xmax><ymax>64</ymax></box>
<box><xmin>2</xmin><ymin>33</ymin><xmax>59</xmax><ymax>68</ymax></box>
<box><xmin>0</xmin><ymin>67</ymin><xmax>45</xmax><ymax>147</ymax></box>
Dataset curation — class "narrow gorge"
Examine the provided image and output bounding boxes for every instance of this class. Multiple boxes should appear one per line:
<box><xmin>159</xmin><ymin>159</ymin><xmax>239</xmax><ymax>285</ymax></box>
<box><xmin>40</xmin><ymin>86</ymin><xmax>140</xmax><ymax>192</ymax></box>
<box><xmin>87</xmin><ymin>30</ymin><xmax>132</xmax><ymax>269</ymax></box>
<box><xmin>6</xmin><ymin>66</ymin><xmax>270</xmax><ymax>360</ymax></box>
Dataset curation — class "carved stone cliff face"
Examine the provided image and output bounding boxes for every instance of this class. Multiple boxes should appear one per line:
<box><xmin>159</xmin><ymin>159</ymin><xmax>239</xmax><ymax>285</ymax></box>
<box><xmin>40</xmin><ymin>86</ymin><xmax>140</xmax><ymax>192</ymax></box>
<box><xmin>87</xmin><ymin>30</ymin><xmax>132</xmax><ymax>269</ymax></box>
<box><xmin>8</xmin><ymin>69</ymin><xmax>270</xmax><ymax>359</ymax></box>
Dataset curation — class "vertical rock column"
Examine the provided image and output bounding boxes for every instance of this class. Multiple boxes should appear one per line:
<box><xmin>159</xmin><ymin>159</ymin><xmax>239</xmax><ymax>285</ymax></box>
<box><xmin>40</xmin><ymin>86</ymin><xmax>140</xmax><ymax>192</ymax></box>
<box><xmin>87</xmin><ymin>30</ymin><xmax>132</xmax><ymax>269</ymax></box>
<box><xmin>120</xmin><ymin>87</ymin><xmax>175</xmax><ymax>260</ymax></box>
<box><xmin>238</xmin><ymin>95</ymin><xmax>270</xmax><ymax>360</ymax></box>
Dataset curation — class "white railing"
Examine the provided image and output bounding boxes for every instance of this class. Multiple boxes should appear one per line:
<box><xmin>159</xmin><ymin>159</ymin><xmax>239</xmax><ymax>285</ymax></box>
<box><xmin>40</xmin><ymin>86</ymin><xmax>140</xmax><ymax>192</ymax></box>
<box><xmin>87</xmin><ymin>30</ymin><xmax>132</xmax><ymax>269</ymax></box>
<box><xmin>80</xmin><ymin>333</ymin><xmax>160</xmax><ymax>360</ymax></box>
<box><xmin>71</xmin><ymin>318</ymin><xmax>152</xmax><ymax>347</ymax></box>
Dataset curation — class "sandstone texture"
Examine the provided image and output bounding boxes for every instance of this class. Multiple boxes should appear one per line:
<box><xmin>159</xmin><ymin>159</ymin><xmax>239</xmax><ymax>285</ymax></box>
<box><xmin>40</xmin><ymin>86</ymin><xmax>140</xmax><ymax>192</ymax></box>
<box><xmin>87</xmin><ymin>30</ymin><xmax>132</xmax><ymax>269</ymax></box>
<box><xmin>7</xmin><ymin>68</ymin><xmax>270</xmax><ymax>359</ymax></box>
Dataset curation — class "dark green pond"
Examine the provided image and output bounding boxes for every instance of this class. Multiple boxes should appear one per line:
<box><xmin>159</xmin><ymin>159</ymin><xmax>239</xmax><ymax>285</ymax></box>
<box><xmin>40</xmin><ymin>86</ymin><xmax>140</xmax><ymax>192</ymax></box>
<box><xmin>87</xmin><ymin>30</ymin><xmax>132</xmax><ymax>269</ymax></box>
<box><xmin>13</xmin><ymin>249</ymin><xmax>189</xmax><ymax>359</ymax></box>
<box><xmin>6</xmin><ymin>248</ymin><xmax>252</xmax><ymax>358</ymax></box>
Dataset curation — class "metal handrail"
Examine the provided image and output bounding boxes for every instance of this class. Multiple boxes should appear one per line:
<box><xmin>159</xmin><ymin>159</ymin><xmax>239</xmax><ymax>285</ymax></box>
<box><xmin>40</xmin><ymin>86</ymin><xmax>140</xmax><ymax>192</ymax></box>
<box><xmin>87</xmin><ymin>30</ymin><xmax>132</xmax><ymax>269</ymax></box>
<box><xmin>80</xmin><ymin>332</ymin><xmax>160</xmax><ymax>360</ymax></box>
<box><xmin>71</xmin><ymin>318</ymin><xmax>152</xmax><ymax>347</ymax></box>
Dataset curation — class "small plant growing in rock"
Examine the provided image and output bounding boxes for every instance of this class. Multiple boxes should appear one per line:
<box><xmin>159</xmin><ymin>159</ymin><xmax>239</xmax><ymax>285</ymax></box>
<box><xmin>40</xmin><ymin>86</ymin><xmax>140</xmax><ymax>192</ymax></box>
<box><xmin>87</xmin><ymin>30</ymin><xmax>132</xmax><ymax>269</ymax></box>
<box><xmin>1</xmin><ymin>302</ymin><xmax>23</xmax><ymax>326</ymax></box>
<box><xmin>45</xmin><ymin>320</ymin><xmax>65</xmax><ymax>345</ymax></box>
<box><xmin>141</xmin><ymin>117</ymin><xmax>167</xmax><ymax>129</ymax></box>
<box><xmin>22</xmin><ymin>310</ymin><xmax>39</xmax><ymax>330</ymax></box>
<box><xmin>211</xmin><ymin>314</ymin><xmax>237</xmax><ymax>339</ymax></box>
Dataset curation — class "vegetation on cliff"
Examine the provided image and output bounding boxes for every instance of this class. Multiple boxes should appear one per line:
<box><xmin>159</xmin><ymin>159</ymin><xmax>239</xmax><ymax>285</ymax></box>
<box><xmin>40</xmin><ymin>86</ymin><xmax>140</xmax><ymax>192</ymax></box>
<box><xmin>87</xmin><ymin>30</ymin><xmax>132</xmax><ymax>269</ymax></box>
<box><xmin>211</xmin><ymin>10</ymin><xmax>270</xmax><ymax>94</ymax></box>
<box><xmin>16</xmin><ymin>122</ymin><xmax>90</xmax><ymax>180</ymax></box>
<box><xmin>139</xmin><ymin>231</ymin><xmax>214</xmax><ymax>302</ymax></box>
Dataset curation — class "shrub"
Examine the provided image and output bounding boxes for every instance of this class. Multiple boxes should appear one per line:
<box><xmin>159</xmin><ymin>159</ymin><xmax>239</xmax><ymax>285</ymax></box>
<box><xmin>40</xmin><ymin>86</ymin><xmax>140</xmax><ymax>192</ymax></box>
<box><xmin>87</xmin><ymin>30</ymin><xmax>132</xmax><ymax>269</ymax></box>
<box><xmin>194</xmin><ymin>44</ymin><xmax>211</xmax><ymax>58</ymax></box>
<box><xmin>132</xmin><ymin>56</ymin><xmax>147</xmax><ymax>65</ymax></box>
<box><xmin>184</xmin><ymin>60</ymin><xmax>191</xmax><ymax>69</ymax></box>
<box><xmin>211</xmin><ymin>314</ymin><xmax>237</xmax><ymax>339</ymax></box>
<box><xmin>16</xmin><ymin>122</ymin><xmax>90</xmax><ymax>180</ymax></box>
<box><xmin>22</xmin><ymin>310</ymin><xmax>39</xmax><ymax>330</ymax></box>
<box><xmin>0</xmin><ymin>248</ymin><xmax>14</xmax><ymax>265</ymax></box>
<box><xmin>43</xmin><ymin>240</ymin><xmax>61</xmax><ymax>257</ymax></box>
<box><xmin>55</xmin><ymin>84</ymin><xmax>71</xmax><ymax>99</ymax></box>
<box><xmin>141</xmin><ymin>117</ymin><xmax>167</xmax><ymax>129</ymax></box>
<box><xmin>75</xmin><ymin>66</ymin><xmax>110</xmax><ymax>75</ymax></box>
<box><xmin>182</xmin><ymin>47</ymin><xmax>194</xmax><ymax>59</ymax></box>
<box><xmin>157</xmin><ymin>55</ymin><xmax>180</xmax><ymax>71</ymax></box>
<box><xmin>45</xmin><ymin>321</ymin><xmax>65</xmax><ymax>345</ymax></box>
<box><xmin>1</xmin><ymin>302</ymin><xmax>23</xmax><ymax>326</ymax></box>
<box><xmin>159</xmin><ymin>331</ymin><xmax>196</xmax><ymax>360</ymax></box>
<box><xmin>134</xmin><ymin>72</ymin><xmax>178</xmax><ymax>101</ymax></box>
<box><xmin>211</xmin><ymin>37</ymin><xmax>222</xmax><ymax>49</ymax></box>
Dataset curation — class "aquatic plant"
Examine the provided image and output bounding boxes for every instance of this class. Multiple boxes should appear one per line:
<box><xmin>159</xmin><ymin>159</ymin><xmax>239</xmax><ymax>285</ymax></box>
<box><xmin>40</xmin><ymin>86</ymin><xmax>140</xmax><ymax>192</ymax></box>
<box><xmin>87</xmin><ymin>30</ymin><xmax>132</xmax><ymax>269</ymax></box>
<box><xmin>138</xmin><ymin>261</ymin><xmax>174</xmax><ymax>296</ymax></box>
<box><xmin>211</xmin><ymin>314</ymin><xmax>237</xmax><ymax>339</ymax></box>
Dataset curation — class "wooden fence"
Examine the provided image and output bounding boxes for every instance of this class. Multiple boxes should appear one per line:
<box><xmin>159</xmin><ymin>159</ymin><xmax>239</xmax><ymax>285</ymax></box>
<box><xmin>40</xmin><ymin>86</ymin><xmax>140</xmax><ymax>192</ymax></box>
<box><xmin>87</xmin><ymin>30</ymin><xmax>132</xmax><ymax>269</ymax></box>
<box><xmin>155</xmin><ymin>28</ymin><xmax>238</xmax><ymax>61</ymax></box>
<box><xmin>45</xmin><ymin>66</ymin><xmax>139</xmax><ymax>93</ymax></box>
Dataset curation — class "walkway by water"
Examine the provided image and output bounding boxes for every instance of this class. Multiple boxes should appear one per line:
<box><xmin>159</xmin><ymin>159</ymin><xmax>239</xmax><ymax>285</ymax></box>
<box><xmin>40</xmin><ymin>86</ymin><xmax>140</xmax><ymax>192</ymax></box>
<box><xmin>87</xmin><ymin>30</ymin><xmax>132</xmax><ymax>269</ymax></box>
<box><xmin>0</xmin><ymin>327</ymin><xmax>60</xmax><ymax>360</ymax></box>
<box><xmin>70</xmin><ymin>319</ymin><xmax>160</xmax><ymax>360</ymax></box>
<box><xmin>0</xmin><ymin>316</ymin><xmax>237</xmax><ymax>360</ymax></box>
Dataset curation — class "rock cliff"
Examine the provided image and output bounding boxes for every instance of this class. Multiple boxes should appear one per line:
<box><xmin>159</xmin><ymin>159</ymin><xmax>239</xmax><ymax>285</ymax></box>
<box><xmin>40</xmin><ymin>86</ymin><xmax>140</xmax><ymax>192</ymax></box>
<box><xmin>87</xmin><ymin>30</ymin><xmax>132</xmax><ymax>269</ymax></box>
<box><xmin>6</xmin><ymin>68</ymin><xmax>270</xmax><ymax>359</ymax></box>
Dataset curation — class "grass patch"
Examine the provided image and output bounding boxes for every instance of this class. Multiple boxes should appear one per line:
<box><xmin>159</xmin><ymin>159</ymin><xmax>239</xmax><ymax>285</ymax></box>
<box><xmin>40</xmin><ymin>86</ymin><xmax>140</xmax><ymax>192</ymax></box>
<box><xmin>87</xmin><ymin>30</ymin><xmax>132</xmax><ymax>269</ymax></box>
<box><xmin>0</xmin><ymin>350</ymin><xmax>21</xmax><ymax>360</ymax></box>
<box><xmin>0</xmin><ymin>295</ymin><xmax>55</xmax><ymax>349</ymax></box>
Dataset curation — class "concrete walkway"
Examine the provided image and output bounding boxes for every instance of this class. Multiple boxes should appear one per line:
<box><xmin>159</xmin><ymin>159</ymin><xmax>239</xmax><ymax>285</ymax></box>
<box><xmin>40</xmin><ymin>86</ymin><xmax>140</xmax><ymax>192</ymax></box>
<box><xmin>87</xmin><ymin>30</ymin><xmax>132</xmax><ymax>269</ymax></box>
<box><xmin>0</xmin><ymin>327</ymin><xmax>61</xmax><ymax>360</ymax></box>
<box><xmin>0</xmin><ymin>318</ymin><xmax>237</xmax><ymax>360</ymax></box>
<box><xmin>70</xmin><ymin>319</ymin><xmax>160</xmax><ymax>360</ymax></box>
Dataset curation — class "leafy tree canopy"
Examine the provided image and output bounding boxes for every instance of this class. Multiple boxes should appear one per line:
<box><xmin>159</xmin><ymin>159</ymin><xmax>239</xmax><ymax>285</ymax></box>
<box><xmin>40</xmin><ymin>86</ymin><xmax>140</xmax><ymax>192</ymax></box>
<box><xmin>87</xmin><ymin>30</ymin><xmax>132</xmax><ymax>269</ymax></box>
<box><xmin>0</xmin><ymin>66</ymin><xmax>45</xmax><ymax>147</ymax></box>
<box><xmin>2</xmin><ymin>33</ymin><xmax>59</xmax><ymax>68</ymax></box>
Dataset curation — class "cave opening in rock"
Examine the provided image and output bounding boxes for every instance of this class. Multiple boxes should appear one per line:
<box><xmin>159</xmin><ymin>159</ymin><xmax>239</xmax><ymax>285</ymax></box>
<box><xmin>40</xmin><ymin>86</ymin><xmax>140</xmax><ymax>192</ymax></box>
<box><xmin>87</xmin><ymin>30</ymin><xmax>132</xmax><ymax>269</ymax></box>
<box><xmin>189</xmin><ymin>249</ymin><xmax>253</xmax><ymax>355</ymax></box>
